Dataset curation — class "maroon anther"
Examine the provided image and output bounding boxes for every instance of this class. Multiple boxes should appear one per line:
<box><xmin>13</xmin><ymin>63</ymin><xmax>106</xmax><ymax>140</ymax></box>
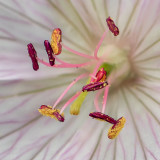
<box><xmin>53</xmin><ymin>111</ymin><xmax>65</xmax><ymax>122</ymax></box>
<box><xmin>106</xmin><ymin>17</ymin><xmax>119</xmax><ymax>36</ymax></box>
<box><xmin>27</xmin><ymin>43</ymin><xmax>39</xmax><ymax>71</ymax></box>
<box><xmin>44</xmin><ymin>40</ymin><xmax>55</xmax><ymax>66</ymax></box>
<box><xmin>94</xmin><ymin>68</ymin><xmax>107</xmax><ymax>83</ymax></box>
<box><xmin>89</xmin><ymin>112</ymin><xmax>117</xmax><ymax>124</ymax></box>
<box><xmin>82</xmin><ymin>81</ymin><xmax>108</xmax><ymax>92</ymax></box>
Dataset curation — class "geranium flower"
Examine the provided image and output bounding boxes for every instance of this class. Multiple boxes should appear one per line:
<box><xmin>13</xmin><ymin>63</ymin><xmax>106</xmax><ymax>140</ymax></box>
<box><xmin>1</xmin><ymin>0</ymin><xmax>160</xmax><ymax>159</ymax></box>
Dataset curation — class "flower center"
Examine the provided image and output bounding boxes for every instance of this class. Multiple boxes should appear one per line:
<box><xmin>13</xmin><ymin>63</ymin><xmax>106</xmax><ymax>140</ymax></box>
<box><xmin>98</xmin><ymin>44</ymin><xmax>135</xmax><ymax>89</ymax></box>
<box><xmin>27</xmin><ymin>17</ymin><xmax>126</xmax><ymax>139</ymax></box>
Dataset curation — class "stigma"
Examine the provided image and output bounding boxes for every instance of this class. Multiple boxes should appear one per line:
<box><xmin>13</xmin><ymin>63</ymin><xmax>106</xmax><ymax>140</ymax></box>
<box><xmin>89</xmin><ymin>112</ymin><xmax>126</xmax><ymax>139</ymax></box>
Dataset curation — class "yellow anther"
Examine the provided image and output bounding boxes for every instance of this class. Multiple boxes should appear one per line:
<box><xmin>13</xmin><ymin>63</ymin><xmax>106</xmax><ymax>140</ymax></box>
<box><xmin>108</xmin><ymin>117</ymin><xmax>126</xmax><ymax>139</ymax></box>
<box><xmin>51</xmin><ymin>28</ymin><xmax>62</xmax><ymax>55</ymax></box>
<box><xmin>38</xmin><ymin>105</ymin><xmax>64</xmax><ymax>122</ymax></box>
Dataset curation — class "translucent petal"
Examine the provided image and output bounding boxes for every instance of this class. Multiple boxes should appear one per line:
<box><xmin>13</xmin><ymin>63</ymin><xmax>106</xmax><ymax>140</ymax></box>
<box><xmin>0</xmin><ymin>0</ymin><xmax>92</xmax><ymax>79</ymax></box>
<box><xmin>1</xmin><ymin>0</ymin><xmax>160</xmax><ymax>159</ymax></box>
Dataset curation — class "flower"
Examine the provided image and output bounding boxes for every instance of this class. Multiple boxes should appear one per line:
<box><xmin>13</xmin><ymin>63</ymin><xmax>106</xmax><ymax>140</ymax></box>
<box><xmin>1</xmin><ymin>0</ymin><xmax>160</xmax><ymax>159</ymax></box>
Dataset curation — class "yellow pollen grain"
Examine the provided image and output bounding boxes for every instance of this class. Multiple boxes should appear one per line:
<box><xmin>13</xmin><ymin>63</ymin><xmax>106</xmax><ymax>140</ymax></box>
<box><xmin>108</xmin><ymin>117</ymin><xmax>126</xmax><ymax>139</ymax></box>
<box><xmin>51</xmin><ymin>42</ymin><xmax>59</xmax><ymax>54</ymax></box>
<box><xmin>94</xmin><ymin>118</ymin><xmax>106</xmax><ymax>122</ymax></box>
<box><xmin>38</xmin><ymin>105</ymin><xmax>64</xmax><ymax>121</ymax></box>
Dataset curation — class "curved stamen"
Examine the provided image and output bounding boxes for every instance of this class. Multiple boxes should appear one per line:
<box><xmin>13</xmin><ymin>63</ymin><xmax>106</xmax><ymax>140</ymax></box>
<box><xmin>62</xmin><ymin>43</ymin><xmax>96</xmax><ymax>60</ymax></box>
<box><xmin>52</xmin><ymin>73</ymin><xmax>88</xmax><ymax>109</ymax></box>
<box><xmin>60</xmin><ymin>91</ymin><xmax>82</xmax><ymax>114</ymax></box>
<box><xmin>94</xmin><ymin>29</ymin><xmax>108</xmax><ymax>59</ymax></box>
<box><xmin>37</xmin><ymin>57</ymin><xmax>92</xmax><ymax>68</ymax></box>
<box><xmin>53</xmin><ymin>54</ymin><xmax>93</xmax><ymax>67</ymax></box>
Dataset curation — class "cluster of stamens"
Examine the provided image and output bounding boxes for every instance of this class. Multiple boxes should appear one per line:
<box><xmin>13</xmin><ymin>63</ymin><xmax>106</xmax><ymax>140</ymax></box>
<box><xmin>27</xmin><ymin>17</ymin><xmax>125</xmax><ymax>139</ymax></box>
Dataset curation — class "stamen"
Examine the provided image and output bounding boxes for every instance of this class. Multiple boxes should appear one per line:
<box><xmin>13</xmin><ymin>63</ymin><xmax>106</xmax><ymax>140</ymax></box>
<box><xmin>38</xmin><ymin>105</ymin><xmax>64</xmax><ymax>122</ymax></box>
<box><xmin>27</xmin><ymin>43</ymin><xmax>39</xmax><ymax>71</ymax></box>
<box><xmin>94</xmin><ymin>29</ymin><xmax>108</xmax><ymax>59</ymax></box>
<box><xmin>51</xmin><ymin>28</ymin><xmax>62</xmax><ymax>55</ymax></box>
<box><xmin>62</xmin><ymin>43</ymin><xmax>96</xmax><ymax>60</ymax></box>
<box><xmin>82</xmin><ymin>81</ymin><xmax>108</xmax><ymax>92</ymax></box>
<box><xmin>108</xmin><ymin>117</ymin><xmax>126</xmax><ymax>139</ymax></box>
<box><xmin>37</xmin><ymin>57</ymin><xmax>92</xmax><ymax>68</ymax></box>
<box><xmin>102</xmin><ymin>86</ymin><xmax>109</xmax><ymax>113</ymax></box>
<box><xmin>60</xmin><ymin>91</ymin><xmax>82</xmax><ymax>114</ymax></box>
<box><xmin>52</xmin><ymin>73</ymin><xmax>87</xmax><ymax>109</ymax></box>
<box><xmin>44</xmin><ymin>40</ymin><xmax>55</xmax><ymax>66</ymax></box>
<box><xmin>106</xmin><ymin>17</ymin><xmax>119</xmax><ymax>36</ymax></box>
<box><xmin>89</xmin><ymin>112</ymin><xmax>117</xmax><ymax>124</ymax></box>
<box><xmin>89</xmin><ymin>112</ymin><xmax>126</xmax><ymax>139</ymax></box>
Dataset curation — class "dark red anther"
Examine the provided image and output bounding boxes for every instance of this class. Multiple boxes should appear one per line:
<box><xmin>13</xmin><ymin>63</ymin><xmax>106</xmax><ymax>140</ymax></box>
<box><xmin>44</xmin><ymin>40</ymin><xmax>55</xmax><ymax>66</ymax></box>
<box><xmin>106</xmin><ymin>17</ymin><xmax>119</xmax><ymax>36</ymax></box>
<box><xmin>94</xmin><ymin>68</ymin><xmax>107</xmax><ymax>83</ymax></box>
<box><xmin>27</xmin><ymin>43</ymin><xmax>39</xmax><ymax>71</ymax></box>
<box><xmin>89</xmin><ymin>112</ymin><xmax>117</xmax><ymax>124</ymax></box>
<box><xmin>53</xmin><ymin>111</ymin><xmax>65</xmax><ymax>122</ymax></box>
<box><xmin>82</xmin><ymin>81</ymin><xmax>108</xmax><ymax>92</ymax></box>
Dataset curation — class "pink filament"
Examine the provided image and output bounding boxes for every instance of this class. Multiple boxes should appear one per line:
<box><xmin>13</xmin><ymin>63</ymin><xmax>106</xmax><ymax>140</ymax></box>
<box><xmin>94</xmin><ymin>29</ymin><xmax>108</xmax><ymax>59</ymax></box>
<box><xmin>62</xmin><ymin>43</ymin><xmax>96</xmax><ymax>60</ymax></box>
<box><xmin>60</xmin><ymin>91</ymin><xmax>82</xmax><ymax>114</ymax></box>
<box><xmin>94</xmin><ymin>89</ymin><xmax>103</xmax><ymax>112</ymax></box>
<box><xmin>52</xmin><ymin>73</ymin><xmax>87</xmax><ymax>109</ymax></box>
<box><xmin>90</xmin><ymin>60</ymin><xmax>102</xmax><ymax>82</ymax></box>
<box><xmin>37</xmin><ymin>57</ymin><xmax>92</xmax><ymax>68</ymax></box>
<box><xmin>89</xmin><ymin>74</ymin><xmax>97</xmax><ymax>80</ymax></box>
<box><xmin>102</xmin><ymin>86</ymin><xmax>109</xmax><ymax>113</ymax></box>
